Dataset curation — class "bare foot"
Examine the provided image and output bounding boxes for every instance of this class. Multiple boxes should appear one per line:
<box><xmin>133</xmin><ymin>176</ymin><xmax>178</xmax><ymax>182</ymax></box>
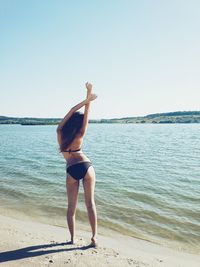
<box><xmin>66</xmin><ymin>240</ymin><xmax>74</xmax><ymax>245</ymax></box>
<box><xmin>89</xmin><ymin>237</ymin><xmax>98</xmax><ymax>248</ymax></box>
<box><xmin>66</xmin><ymin>238</ymin><xmax>78</xmax><ymax>245</ymax></box>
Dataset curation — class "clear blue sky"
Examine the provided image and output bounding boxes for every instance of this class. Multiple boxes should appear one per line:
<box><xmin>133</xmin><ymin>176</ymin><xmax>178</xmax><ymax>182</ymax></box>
<box><xmin>1</xmin><ymin>0</ymin><xmax>200</xmax><ymax>119</ymax></box>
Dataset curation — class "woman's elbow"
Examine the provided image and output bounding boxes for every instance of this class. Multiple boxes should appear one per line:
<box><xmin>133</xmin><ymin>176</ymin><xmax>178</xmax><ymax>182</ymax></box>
<box><xmin>79</xmin><ymin>128</ymin><xmax>86</xmax><ymax>137</ymax></box>
<box><xmin>56</xmin><ymin>126</ymin><xmax>62</xmax><ymax>132</ymax></box>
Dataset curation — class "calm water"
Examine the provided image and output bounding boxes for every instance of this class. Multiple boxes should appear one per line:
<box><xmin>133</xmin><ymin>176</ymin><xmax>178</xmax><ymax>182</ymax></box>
<box><xmin>0</xmin><ymin>124</ymin><xmax>200</xmax><ymax>253</ymax></box>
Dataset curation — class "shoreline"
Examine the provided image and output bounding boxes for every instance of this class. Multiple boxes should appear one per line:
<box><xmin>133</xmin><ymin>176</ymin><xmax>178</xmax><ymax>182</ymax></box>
<box><xmin>1</xmin><ymin>205</ymin><xmax>199</xmax><ymax>255</ymax></box>
<box><xmin>0</xmin><ymin>214</ymin><xmax>199</xmax><ymax>267</ymax></box>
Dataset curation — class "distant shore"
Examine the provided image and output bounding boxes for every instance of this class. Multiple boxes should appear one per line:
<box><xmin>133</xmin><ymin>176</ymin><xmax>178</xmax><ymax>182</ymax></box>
<box><xmin>0</xmin><ymin>214</ymin><xmax>199</xmax><ymax>267</ymax></box>
<box><xmin>0</xmin><ymin>111</ymin><xmax>200</xmax><ymax>125</ymax></box>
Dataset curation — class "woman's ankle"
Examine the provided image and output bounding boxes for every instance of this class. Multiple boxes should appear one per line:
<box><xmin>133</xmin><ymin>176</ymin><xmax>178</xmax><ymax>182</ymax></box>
<box><xmin>90</xmin><ymin>236</ymin><xmax>98</xmax><ymax>248</ymax></box>
<box><xmin>91</xmin><ymin>235</ymin><xmax>97</xmax><ymax>242</ymax></box>
<box><xmin>71</xmin><ymin>236</ymin><xmax>75</xmax><ymax>244</ymax></box>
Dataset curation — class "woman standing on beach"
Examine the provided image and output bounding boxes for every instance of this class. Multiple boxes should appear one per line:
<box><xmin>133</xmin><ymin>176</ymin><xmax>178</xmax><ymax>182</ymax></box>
<box><xmin>56</xmin><ymin>82</ymin><xmax>98</xmax><ymax>247</ymax></box>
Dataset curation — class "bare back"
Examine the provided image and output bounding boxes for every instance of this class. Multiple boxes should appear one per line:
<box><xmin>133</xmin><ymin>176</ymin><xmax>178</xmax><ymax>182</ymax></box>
<box><xmin>61</xmin><ymin>134</ymin><xmax>91</xmax><ymax>166</ymax></box>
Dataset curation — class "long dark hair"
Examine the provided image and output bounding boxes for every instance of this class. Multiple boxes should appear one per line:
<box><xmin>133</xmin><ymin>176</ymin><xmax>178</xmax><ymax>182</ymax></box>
<box><xmin>59</xmin><ymin>111</ymin><xmax>84</xmax><ymax>152</ymax></box>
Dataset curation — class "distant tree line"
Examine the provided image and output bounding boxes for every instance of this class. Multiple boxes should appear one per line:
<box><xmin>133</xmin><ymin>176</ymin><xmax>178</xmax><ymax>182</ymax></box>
<box><xmin>145</xmin><ymin>111</ymin><xmax>200</xmax><ymax>118</ymax></box>
<box><xmin>0</xmin><ymin>111</ymin><xmax>200</xmax><ymax>125</ymax></box>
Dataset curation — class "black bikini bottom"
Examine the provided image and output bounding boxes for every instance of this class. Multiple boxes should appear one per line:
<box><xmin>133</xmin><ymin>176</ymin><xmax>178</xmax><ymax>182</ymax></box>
<box><xmin>66</xmin><ymin>161</ymin><xmax>92</xmax><ymax>181</ymax></box>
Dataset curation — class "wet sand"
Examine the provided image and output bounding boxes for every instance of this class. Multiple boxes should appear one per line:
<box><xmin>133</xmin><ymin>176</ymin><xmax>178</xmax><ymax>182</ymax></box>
<box><xmin>0</xmin><ymin>214</ymin><xmax>199</xmax><ymax>267</ymax></box>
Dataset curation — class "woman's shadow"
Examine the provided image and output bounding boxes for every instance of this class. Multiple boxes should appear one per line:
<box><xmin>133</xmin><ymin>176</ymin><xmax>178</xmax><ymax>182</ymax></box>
<box><xmin>0</xmin><ymin>241</ymin><xmax>93</xmax><ymax>263</ymax></box>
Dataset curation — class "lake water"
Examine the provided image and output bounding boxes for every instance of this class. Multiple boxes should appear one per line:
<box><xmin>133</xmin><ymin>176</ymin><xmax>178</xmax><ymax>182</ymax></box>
<box><xmin>0</xmin><ymin>124</ymin><xmax>199</xmax><ymax>253</ymax></box>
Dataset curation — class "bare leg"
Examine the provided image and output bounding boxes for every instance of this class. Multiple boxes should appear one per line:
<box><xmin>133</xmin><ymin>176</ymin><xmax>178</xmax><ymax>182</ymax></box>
<box><xmin>66</xmin><ymin>175</ymin><xmax>79</xmax><ymax>244</ymax></box>
<box><xmin>83</xmin><ymin>166</ymin><xmax>98</xmax><ymax>246</ymax></box>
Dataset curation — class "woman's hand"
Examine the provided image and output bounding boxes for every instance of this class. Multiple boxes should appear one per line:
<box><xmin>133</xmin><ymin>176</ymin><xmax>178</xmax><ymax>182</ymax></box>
<box><xmin>87</xmin><ymin>93</ymin><xmax>97</xmax><ymax>102</ymax></box>
<box><xmin>85</xmin><ymin>82</ymin><xmax>93</xmax><ymax>93</ymax></box>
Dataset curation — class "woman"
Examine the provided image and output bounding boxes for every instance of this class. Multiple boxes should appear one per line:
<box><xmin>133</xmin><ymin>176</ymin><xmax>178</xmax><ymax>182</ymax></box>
<box><xmin>56</xmin><ymin>82</ymin><xmax>98</xmax><ymax>247</ymax></box>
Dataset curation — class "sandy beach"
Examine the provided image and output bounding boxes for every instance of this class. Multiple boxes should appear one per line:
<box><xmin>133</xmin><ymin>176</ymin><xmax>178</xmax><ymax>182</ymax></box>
<box><xmin>0</xmin><ymin>214</ymin><xmax>199</xmax><ymax>267</ymax></box>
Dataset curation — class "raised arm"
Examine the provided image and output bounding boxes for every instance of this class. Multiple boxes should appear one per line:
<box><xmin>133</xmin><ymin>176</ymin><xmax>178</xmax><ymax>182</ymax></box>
<box><xmin>56</xmin><ymin>98</ymin><xmax>90</xmax><ymax>133</ymax></box>
<box><xmin>79</xmin><ymin>82</ymin><xmax>97</xmax><ymax>136</ymax></box>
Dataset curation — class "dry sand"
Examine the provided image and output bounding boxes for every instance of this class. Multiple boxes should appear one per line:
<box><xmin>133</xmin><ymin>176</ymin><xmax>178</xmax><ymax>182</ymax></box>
<box><xmin>0</xmin><ymin>214</ymin><xmax>199</xmax><ymax>267</ymax></box>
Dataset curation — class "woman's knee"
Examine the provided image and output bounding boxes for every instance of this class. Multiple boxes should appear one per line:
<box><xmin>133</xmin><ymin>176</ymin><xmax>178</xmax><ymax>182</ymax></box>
<box><xmin>85</xmin><ymin>200</ymin><xmax>96</xmax><ymax>210</ymax></box>
<box><xmin>67</xmin><ymin>205</ymin><xmax>76</xmax><ymax>217</ymax></box>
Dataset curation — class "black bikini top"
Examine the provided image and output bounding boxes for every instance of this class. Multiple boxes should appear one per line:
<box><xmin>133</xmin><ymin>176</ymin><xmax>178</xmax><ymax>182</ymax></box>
<box><xmin>63</xmin><ymin>148</ymin><xmax>82</xmax><ymax>153</ymax></box>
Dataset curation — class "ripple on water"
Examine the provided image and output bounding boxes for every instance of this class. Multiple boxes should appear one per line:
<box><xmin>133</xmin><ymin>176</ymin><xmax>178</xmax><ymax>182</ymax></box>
<box><xmin>0</xmin><ymin>124</ymin><xmax>200</xmax><ymax>253</ymax></box>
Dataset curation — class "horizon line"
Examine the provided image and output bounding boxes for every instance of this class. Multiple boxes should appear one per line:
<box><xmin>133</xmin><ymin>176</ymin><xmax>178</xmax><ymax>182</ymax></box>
<box><xmin>1</xmin><ymin>110</ymin><xmax>200</xmax><ymax>120</ymax></box>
